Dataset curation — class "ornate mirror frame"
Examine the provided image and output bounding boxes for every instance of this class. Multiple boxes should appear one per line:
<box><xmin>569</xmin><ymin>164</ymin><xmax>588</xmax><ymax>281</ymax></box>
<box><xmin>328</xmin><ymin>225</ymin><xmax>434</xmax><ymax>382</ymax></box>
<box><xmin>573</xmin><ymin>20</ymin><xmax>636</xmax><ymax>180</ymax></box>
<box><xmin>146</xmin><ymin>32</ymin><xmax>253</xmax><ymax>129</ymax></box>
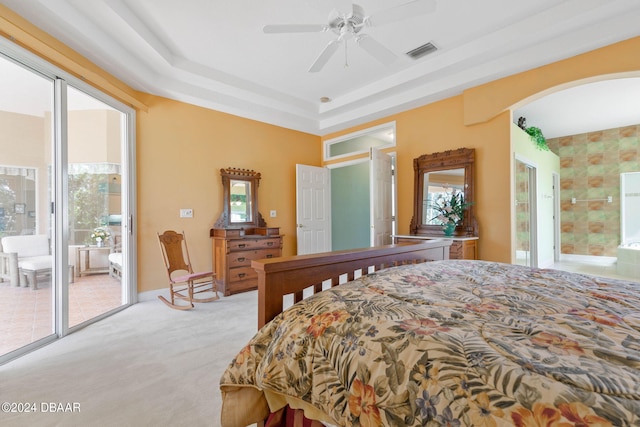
<box><xmin>410</xmin><ymin>148</ymin><xmax>477</xmax><ymax>237</ymax></box>
<box><xmin>214</xmin><ymin>167</ymin><xmax>266</xmax><ymax>229</ymax></box>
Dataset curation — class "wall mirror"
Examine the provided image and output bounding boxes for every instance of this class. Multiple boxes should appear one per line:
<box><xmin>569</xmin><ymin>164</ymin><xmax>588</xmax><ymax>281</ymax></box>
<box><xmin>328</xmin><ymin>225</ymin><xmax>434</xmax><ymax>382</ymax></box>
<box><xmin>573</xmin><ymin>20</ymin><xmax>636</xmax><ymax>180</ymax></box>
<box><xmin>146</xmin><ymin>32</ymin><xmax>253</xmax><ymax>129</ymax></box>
<box><xmin>410</xmin><ymin>148</ymin><xmax>477</xmax><ymax>237</ymax></box>
<box><xmin>214</xmin><ymin>167</ymin><xmax>265</xmax><ymax>229</ymax></box>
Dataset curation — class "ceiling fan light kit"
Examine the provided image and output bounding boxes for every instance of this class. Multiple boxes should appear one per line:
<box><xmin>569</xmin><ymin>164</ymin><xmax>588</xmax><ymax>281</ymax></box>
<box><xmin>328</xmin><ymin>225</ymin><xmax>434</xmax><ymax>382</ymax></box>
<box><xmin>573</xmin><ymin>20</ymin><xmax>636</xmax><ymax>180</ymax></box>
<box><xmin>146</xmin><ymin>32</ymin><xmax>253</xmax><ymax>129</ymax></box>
<box><xmin>262</xmin><ymin>0</ymin><xmax>437</xmax><ymax>72</ymax></box>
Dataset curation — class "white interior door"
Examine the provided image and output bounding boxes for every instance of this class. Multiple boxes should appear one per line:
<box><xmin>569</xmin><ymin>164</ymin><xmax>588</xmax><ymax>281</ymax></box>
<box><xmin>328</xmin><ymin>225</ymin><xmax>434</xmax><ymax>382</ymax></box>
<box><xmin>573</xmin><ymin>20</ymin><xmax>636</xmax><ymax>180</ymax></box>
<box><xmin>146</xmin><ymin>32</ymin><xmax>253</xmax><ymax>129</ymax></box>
<box><xmin>296</xmin><ymin>164</ymin><xmax>331</xmax><ymax>255</ymax></box>
<box><xmin>370</xmin><ymin>148</ymin><xmax>393</xmax><ymax>246</ymax></box>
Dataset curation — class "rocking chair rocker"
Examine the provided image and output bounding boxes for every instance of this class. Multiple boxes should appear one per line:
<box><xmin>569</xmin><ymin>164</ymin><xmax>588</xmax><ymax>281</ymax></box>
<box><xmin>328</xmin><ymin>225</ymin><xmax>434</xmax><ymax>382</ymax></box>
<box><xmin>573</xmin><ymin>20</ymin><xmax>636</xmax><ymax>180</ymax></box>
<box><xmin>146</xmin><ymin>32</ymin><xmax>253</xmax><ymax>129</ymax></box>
<box><xmin>157</xmin><ymin>230</ymin><xmax>219</xmax><ymax>310</ymax></box>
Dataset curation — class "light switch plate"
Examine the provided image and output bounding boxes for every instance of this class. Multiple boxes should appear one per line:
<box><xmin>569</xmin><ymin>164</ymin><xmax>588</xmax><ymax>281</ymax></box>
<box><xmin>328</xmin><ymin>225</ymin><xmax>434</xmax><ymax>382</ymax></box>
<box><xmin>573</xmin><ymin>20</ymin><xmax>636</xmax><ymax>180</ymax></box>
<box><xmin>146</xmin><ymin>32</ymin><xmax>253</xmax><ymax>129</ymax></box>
<box><xmin>180</xmin><ymin>208</ymin><xmax>193</xmax><ymax>218</ymax></box>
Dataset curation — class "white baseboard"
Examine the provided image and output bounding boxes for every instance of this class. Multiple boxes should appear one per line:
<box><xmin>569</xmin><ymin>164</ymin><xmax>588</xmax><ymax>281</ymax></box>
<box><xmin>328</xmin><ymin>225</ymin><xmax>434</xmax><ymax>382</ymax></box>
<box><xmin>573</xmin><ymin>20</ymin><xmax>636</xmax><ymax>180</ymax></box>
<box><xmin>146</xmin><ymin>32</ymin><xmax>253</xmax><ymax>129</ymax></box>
<box><xmin>137</xmin><ymin>288</ymin><xmax>165</xmax><ymax>302</ymax></box>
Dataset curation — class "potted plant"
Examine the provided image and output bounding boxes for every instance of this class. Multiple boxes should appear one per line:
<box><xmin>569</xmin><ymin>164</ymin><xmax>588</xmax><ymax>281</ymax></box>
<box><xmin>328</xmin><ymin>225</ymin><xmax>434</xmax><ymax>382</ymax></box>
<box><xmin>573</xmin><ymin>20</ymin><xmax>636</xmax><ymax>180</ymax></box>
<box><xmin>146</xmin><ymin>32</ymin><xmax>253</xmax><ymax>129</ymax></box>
<box><xmin>90</xmin><ymin>227</ymin><xmax>110</xmax><ymax>247</ymax></box>
<box><xmin>518</xmin><ymin>117</ymin><xmax>549</xmax><ymax>151</ymax></box>
<box><xmin>430</xmin><ymin>188</ymin><xmax>472</xmax><ymax>236</ymax></box>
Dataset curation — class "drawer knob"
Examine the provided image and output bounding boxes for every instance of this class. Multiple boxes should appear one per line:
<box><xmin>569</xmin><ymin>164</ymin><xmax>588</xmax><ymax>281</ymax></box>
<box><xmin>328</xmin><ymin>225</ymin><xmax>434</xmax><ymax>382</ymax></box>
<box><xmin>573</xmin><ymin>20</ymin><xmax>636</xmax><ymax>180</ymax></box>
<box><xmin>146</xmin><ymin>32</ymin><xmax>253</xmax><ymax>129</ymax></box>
<box><xmin>266</xmin><ymin>254</ymin><xmax>273</xmax><ymax>258</ymax></box>
<box><xmin>267</xmin><ymin>242</ymin><xmax>274</xmax><ymax>246</ymax></box>
<box><xmin>238</xmin><ymin>244</ymin><xmax>246</xmax><ymax>248</ymax></box>
<box><xmin>238</xmin><ymin>273</ymin><xmax>246</xmax><ymax>278</ymax></box>
<box><xmin>237</xmin><ymin>257</ymin><xmax>245</xmax><ymax>262</ymax></box>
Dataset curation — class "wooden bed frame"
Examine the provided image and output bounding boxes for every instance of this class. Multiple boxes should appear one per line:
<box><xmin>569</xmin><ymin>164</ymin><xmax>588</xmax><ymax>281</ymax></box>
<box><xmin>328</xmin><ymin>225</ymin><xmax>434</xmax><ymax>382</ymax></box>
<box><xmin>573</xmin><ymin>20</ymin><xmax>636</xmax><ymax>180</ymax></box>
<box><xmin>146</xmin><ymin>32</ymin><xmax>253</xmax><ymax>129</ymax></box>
<box><xmin>251</xmin><ymin>240</ymin><xmax>452</xmax><ymax>328</ymax></box>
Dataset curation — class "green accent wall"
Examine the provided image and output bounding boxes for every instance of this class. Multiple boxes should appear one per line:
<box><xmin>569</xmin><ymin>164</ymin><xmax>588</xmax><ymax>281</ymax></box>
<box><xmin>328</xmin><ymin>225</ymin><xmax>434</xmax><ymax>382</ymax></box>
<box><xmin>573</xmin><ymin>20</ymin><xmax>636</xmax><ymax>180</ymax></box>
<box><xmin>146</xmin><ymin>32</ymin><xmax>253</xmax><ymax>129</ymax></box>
<box><xmin>512</xmin><ymin>123</ymin><xmax>560</xmax><ymax>267</ymax></box>
<box><xmin>331</xmin><ymin>162</ymin><xmax>370</xmax><ymax>251</ymax></box>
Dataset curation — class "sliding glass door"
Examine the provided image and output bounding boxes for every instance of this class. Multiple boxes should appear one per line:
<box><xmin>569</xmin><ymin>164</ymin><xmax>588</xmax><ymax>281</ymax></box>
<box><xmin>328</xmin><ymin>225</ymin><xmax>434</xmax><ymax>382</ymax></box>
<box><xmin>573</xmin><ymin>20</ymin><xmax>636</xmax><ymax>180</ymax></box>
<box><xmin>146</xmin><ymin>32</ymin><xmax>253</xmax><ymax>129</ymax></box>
<box><xmin>0</xmin><ymin>43</ymin><xmax>135</xmax><ymax>363</ymax></box>
<box><xmin>66</xmin><ymin>86</ymin><xmax>128</xmax><ymax>328</ymax></box>
<box><xmin>0</xmin><ymin>56</ymin><xmax>55</xmax><ymax>358</ymax></box>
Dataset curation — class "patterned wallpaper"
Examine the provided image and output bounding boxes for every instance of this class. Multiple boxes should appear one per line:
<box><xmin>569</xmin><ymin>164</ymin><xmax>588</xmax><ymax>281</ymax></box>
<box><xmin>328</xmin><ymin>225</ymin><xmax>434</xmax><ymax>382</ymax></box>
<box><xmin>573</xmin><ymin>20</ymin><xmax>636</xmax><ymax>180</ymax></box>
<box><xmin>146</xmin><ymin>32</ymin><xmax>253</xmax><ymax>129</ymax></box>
<box><xmin>547</xmin><ymin>125</ymin><xmax>640</xmax><ymax>257</ymax></box>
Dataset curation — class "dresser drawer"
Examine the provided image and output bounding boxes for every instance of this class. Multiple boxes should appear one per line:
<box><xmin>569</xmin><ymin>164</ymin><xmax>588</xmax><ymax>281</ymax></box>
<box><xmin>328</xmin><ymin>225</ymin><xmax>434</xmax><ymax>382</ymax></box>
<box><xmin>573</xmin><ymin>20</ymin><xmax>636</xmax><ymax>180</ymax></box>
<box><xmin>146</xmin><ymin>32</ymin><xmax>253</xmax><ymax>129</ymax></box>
<box><xmin>228</xmin><ymin>249</ymin><xmax>279</xmax><ymax>268</ymax></box>
<box><xmin>229</xmin><ymin>266</ymin><xmax>258</xmax><ymax>283</ymax></box>
<box><xmin>227</xmin><ymin>277</ymin><xmax>258</xmax><ymax>294</ymax></box>
<box><xmin>211</xmin><ymin>227</ymin><xmax>282</xmax><ymax>296</ymax></box>
<box><xmin>228</xmin><ymin>238</ymin><xmax>280</xmax><ymax>251</ymax></box>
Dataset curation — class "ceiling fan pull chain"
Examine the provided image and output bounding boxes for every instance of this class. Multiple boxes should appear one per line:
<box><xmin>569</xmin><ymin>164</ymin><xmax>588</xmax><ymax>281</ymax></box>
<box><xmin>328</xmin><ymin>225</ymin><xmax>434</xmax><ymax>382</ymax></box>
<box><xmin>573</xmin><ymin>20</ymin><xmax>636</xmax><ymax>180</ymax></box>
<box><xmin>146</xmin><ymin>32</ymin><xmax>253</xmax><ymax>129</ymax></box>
<box><xmin>344</xmin><ymin>41</ymin><xmax>349</xmax><ymax>68</ymax></box>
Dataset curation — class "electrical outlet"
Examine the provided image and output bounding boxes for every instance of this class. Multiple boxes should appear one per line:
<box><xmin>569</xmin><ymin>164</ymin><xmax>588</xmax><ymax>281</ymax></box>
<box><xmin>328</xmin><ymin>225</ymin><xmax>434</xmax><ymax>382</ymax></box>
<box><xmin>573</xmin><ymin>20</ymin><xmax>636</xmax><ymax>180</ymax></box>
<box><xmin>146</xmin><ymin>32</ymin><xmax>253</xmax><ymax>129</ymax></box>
<box><xmin>180</xmin><ymin>208</ymin><xmax>193</xmax><ymax>218</ymax></box>
<box><xmin>270</xmin><ymin>210</ymin><xmax>277</xmax><ymax>218</ymax></box>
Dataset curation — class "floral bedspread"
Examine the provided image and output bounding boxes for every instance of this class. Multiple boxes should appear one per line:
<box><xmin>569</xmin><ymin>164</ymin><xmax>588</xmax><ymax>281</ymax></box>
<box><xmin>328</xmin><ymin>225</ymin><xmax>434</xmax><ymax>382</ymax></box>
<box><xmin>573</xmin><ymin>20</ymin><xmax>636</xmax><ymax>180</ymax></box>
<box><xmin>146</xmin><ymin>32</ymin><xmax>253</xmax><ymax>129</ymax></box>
<box><xmin>220</xmin><ymin>260</ymin><xmax>640</xmax><ymax>426</ymax></box>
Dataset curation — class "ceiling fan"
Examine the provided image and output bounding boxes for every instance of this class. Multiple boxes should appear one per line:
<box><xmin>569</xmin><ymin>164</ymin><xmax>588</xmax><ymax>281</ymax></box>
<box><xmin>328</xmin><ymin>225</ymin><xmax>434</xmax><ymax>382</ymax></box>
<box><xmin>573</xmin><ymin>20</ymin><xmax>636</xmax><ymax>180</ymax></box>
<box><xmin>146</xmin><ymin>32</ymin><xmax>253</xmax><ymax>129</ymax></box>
<box><xmin>263</xmin><ymin>0</ymin><xmax>437</xmax><ymax>72</ymax></box>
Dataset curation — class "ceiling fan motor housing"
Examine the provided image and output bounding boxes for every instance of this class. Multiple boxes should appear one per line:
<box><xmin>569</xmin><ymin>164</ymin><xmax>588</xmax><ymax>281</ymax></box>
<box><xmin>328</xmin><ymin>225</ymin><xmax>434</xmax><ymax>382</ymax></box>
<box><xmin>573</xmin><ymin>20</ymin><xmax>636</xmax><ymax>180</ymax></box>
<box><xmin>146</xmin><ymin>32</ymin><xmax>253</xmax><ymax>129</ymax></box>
<box><xmin>328</xmin><ymin>4</ymin><xmax>365</xmax><ymax>36</ymax></box>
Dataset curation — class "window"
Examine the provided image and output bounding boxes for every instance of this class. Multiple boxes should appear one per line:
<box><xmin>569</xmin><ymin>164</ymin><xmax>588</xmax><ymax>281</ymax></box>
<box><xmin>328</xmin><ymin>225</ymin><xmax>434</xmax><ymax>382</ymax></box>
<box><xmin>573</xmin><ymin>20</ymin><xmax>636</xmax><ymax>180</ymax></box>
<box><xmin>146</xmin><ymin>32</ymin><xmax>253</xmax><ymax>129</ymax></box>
<box><xmin>324</xmin><ymin>122</ymin><xmax>396</xmax><ymax>161</ymax></box>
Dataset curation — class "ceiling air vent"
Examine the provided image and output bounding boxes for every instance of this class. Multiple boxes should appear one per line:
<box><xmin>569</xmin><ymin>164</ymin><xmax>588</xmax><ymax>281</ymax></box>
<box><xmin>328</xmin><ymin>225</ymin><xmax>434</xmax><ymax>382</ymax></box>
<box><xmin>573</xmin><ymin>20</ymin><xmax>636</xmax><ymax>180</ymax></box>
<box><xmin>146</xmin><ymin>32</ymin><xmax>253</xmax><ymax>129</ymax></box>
<box><xmin>406</xmin><ymin>42</ymin><xmax>437</xmax><ymax>60</ymax></box>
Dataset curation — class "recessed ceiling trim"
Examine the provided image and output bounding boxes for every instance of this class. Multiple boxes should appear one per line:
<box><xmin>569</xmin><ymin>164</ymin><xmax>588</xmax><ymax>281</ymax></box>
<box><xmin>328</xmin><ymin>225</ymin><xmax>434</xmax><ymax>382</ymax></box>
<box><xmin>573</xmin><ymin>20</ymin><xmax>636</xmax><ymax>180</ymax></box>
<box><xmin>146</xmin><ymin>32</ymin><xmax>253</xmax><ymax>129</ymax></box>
<box><xmin>2</xmin><ymin>0</ymin><xmax>640</xmax><ymax>136</ymax></box>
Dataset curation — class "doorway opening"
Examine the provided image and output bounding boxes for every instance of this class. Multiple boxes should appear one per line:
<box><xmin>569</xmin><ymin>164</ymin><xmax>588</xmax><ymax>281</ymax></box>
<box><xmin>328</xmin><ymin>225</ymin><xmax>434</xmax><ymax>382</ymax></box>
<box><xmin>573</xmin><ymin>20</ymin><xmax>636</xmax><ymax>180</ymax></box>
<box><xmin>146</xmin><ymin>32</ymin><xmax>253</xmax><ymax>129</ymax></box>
<box><xmin>514</xmin><ymin>156</ymin><xmax>538</xmax><ymax>267</ymax></box>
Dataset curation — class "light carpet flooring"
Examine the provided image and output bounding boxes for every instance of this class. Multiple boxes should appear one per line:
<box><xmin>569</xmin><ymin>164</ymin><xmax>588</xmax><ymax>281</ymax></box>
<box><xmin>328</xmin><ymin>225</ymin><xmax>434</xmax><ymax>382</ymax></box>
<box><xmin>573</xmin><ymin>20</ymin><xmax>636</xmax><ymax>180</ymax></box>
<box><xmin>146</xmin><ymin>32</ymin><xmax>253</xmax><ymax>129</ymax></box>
<box><xmin>1</xmin><ymin>258</ymin><xmax>637</xmax><ymax>427</ymax></box>
<box><xmin>0</xmin><ymin>290</ymin><xmax>258</xmax><ymax>427</ymax></box>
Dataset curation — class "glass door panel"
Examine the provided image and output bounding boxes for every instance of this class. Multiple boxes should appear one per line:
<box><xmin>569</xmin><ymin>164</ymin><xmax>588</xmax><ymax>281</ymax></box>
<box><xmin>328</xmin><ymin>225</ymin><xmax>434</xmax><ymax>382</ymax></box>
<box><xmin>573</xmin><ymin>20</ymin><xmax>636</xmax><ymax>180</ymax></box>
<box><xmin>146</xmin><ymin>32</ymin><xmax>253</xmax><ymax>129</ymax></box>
<box><xmin>515</xmin><ymin>159</ymin><xmax>537</xmax><ymax>267</ymax></box>
<box><xmin>67</xmin><ymin>86</ymin><xmax>125</xmax><ymax>328</ymax></box>
<box><xmin>0</xmin><ymin>56</ymin><xmax>54</xmax><ymax>357</ymax></box>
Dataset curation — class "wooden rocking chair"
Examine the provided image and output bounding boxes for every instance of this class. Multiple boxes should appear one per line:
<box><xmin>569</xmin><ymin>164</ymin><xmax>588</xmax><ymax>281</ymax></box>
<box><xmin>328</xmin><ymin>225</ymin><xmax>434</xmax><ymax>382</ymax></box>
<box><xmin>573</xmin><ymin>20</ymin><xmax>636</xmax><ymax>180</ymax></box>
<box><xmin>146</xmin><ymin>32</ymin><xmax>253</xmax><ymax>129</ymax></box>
<box><xmin>157</xmin><ymin>230</ymin><xmax>219</xmax><ymax>310</ymax></box>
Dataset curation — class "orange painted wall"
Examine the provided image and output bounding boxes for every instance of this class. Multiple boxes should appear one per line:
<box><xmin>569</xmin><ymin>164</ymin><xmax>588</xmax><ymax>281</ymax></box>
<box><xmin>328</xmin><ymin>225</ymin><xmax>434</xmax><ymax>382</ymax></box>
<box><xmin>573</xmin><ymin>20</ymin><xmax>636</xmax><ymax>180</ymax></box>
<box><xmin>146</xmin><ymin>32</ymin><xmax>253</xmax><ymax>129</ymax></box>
<box><xmin>464</xmin><ymin>37</ymin><xmax>640</xmax><ymax>126</ymax></box>
<box><xmin>324</xmin><ymin>37</ymin><xmax>640</xmax><ymax>263</ymax></box>
<box><xmin>136</xmin><ymin>94</ymin><xmax>319</xmax><ymax>292</ymax></box>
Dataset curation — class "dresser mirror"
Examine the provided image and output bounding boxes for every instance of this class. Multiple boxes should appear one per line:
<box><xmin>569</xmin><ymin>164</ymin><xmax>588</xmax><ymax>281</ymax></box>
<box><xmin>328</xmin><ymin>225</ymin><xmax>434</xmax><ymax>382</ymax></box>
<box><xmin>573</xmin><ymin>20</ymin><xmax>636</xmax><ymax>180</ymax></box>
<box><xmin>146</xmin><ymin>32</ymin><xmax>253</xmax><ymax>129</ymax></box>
<box><xmin>410</xmin><ymin>148</ymin><xmax>476</xmax><ymax>237</ymax></box>
<box><xmin>215</xmin><ymin>167</ymin><xmax>266</xmax><ymax>229</ymax></box>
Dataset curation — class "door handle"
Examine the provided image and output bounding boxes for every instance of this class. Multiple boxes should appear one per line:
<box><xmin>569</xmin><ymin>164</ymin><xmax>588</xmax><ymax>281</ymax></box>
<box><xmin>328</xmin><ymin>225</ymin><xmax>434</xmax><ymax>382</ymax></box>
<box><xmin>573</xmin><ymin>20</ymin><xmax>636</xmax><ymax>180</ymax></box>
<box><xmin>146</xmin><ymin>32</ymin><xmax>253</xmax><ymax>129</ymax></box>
<box><xmin>297</xmin><ymin>224</ymin><xmax>303</xmax><ymax>228</ymax></box>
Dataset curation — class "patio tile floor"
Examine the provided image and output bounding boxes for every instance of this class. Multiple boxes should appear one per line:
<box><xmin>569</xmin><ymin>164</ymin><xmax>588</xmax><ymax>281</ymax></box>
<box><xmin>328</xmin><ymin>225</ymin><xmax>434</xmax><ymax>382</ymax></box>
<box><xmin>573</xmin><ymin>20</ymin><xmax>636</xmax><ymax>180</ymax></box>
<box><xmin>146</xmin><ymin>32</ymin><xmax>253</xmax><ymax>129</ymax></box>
<box><xmin>0</xmin><ymin>274</ymin><xmax>122</xmax><ymax>356</ymax></box>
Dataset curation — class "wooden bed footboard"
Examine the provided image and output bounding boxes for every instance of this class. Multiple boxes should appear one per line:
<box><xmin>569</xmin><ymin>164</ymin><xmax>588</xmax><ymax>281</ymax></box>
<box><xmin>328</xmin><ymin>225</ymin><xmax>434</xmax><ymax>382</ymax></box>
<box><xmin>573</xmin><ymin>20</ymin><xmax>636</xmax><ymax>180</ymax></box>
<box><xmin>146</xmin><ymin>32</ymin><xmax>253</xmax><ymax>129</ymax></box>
<box><xmin>252</xmin><ymin>241</ymin><xmax>452</xmax><ymax>328</ymax></box>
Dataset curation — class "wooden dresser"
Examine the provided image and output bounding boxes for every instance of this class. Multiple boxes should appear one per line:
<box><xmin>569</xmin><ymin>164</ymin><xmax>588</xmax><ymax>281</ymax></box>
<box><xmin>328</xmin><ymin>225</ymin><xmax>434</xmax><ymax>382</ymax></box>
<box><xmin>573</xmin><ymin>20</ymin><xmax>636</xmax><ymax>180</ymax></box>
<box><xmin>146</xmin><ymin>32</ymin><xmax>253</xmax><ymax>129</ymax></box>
<box><xmin>210</xmin><ymin>227</ymin><xmax>282</xmax><ymax>296</ymax></box>
<box><xmin>394</xmin><ymin>235</ymin><xmax>479</xmax><ymax>260</ymax></box>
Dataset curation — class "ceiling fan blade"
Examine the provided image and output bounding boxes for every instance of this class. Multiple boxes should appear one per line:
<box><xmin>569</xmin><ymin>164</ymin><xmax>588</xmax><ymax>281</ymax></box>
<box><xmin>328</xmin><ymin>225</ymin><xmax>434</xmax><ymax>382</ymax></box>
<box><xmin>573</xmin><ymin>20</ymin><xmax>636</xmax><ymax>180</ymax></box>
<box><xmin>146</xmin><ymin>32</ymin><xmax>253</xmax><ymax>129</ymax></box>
<box><xmin>356</xmin><ymin>35</ymin><xmax>396</xmax><ymax>65</ymax></box>
<box><xmin>263</xmin><ymin>24</ymin><xmax>326</xmax><ymax>34</ymax></box>
<box><xmin>366</xmin><ymin>0</ymin><xmax>436</xmax><ymax>27</ymax></box>
<box><xmin>351</xmin><ymin>3</ymin><xmax>365</xmax><ymax>20</ymax></box>
<box><xmin>309</xmin><ymin>40</ymin><xmax>341</xmax><ymax>72</ymax></box>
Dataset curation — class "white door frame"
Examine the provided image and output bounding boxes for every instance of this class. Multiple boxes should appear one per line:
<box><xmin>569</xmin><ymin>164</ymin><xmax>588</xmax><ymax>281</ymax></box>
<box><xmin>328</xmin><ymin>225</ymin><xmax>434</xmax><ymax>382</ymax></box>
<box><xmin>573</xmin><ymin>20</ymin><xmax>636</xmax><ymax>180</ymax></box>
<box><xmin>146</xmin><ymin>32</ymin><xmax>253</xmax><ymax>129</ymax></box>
<box><xmin>514</xmin><ymin>155</ymin><xmax>538</xmax><ymax>267</ymax></box>
<box><xmin>552</xmin><ymin>172</ymin><xmax>560</xmax><ymax>262</ymax></box>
